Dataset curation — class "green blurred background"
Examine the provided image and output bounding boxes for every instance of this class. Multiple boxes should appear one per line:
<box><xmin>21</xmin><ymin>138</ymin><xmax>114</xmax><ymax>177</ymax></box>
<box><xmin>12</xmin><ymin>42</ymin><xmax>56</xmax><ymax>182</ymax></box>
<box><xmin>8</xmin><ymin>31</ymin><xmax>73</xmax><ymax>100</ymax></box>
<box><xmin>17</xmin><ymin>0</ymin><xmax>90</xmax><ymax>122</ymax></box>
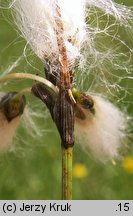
<box><xmin>0</xmin><ymin>0</ymin><xmax>133</xmax><ymax>199</ymax></box>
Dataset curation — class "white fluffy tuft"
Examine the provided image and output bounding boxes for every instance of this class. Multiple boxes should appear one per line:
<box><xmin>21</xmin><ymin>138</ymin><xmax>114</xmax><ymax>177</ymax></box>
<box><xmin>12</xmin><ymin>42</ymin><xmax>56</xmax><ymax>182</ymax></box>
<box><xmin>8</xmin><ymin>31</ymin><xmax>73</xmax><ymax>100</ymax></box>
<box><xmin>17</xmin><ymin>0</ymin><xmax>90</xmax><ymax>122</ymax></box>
<box><xmin>0</xmin><ymin>105</ymin><xmax>43</xmax><ymax>150</ymax></box>
<box><xmin>11</xmin><ymin>0</ymin><xmax>132</xmax><ymax>78</ymax></box>
<box><xmin>0</xmin><ymin>112</ymin><xmax>21</xmax><ymax>149</ymax></box>
<box><xmin>75</xmin><ymin>95</ymin><xmax>126</xmax><ymax>162</ymax></box>
<box><xmin>12</xmin><ymin>0</ymin><xmax>86</xmax><ymax>66</ymax></box>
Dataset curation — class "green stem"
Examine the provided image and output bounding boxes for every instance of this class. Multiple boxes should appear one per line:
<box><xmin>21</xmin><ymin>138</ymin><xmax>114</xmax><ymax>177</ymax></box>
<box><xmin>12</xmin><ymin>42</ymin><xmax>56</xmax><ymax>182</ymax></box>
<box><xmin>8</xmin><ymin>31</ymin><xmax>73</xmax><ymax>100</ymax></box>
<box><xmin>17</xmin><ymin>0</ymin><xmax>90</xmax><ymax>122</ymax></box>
<box><xmin>0</xmin><ymin>73</ymin><xmax>58</xmax><ymax>98</ymax></box>
<box><xmin>14</xmin><ymin>87</ymin><xmax>31</xmax><ymax>98</ymax></box>
<box><xmin>62</xmin><ymin>145</ymin><xmax>73</xmax><ymax>200</ymax></box>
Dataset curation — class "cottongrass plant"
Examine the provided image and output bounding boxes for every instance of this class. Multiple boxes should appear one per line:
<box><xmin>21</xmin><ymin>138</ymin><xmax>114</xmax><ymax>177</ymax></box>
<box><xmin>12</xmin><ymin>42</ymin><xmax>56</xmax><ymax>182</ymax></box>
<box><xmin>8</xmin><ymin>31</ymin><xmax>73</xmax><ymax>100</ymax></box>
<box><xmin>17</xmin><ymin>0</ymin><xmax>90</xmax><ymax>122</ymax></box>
<box><xmin>0</xmin><ymin>0</ymin><xmax>132</xmax><ymax>199</ymax></box>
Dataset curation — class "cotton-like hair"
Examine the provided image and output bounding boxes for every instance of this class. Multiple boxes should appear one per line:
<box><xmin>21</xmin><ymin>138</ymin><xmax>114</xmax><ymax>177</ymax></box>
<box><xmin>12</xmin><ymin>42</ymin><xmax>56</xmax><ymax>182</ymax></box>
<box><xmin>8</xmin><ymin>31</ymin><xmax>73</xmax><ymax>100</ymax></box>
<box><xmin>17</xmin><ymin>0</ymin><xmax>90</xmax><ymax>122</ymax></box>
<box><xmin>75</xmin><ymin>95</ymin><xmax>126</xmax><ymax>162</ymax></box>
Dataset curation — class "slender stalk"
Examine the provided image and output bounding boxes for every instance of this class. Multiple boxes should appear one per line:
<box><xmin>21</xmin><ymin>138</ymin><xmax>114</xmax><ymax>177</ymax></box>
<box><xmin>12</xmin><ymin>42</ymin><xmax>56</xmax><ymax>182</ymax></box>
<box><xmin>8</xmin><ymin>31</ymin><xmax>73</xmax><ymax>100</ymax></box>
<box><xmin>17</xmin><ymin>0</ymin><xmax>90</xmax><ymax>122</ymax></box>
<box><xmin>15</xmin><ymin>87</ymin><xmax>31</xmax><ymax>98</ymax></box>
<box><xmin>0</xmin><ymin>73</ymin><xmax>58</xmax><ymax>98</ymax></box>
<box><xmin>62</xmin><ymin>145</ymin><xmax>67</xmax><ymax>199</ymax></box>
<box><xmin>62</xmin><ymin>145</ymin><xmax>73</xmax><ymax>200</ymax></box>
<box><xmin>67</xmin><ymin>146</ymin><xmax>73</xmax><ymax>199</ymax></box>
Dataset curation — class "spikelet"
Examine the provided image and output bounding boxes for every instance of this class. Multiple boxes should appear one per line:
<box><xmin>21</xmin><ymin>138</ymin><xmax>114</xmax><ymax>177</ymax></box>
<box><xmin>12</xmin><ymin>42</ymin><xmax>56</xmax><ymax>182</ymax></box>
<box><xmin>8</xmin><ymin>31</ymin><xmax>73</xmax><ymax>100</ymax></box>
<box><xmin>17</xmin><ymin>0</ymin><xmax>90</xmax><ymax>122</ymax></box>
<box><xmin>0</xmin><ymin>92</ymin><xmax>25</xmax><ymax>150</ymax></box>
<box><xmin>75</xmin><ymin>95</ymin><xmax>126</xmax><ymax>162</ymax></box>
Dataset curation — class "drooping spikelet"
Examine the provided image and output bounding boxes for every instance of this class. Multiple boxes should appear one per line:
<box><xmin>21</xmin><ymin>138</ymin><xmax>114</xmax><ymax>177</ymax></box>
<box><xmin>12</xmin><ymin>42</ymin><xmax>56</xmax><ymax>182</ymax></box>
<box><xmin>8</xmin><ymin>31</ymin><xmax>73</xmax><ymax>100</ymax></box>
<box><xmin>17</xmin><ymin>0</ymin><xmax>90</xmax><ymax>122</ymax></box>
<box><xmin>0</xmin><ymin>92</ymin><xmax>26</xmax><ymax>149</ymax></box>
<box><xmin>75</xmin><ymin>94</ymin><xmax>126</xmax><ymax>162</ymax></box>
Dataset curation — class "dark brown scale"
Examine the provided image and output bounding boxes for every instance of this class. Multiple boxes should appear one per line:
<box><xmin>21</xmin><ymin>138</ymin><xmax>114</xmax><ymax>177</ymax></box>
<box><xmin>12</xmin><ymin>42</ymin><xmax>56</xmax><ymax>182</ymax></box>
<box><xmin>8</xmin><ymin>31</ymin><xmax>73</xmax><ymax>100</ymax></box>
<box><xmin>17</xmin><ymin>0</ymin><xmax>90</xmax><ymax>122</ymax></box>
<box><xmin>74</xmin><ymin>93</ymin><xmax>95</xmax><ymax>120</ymax></box>
<box><xmin>0</xmin><ymin>92</ymin><xmax>26</xmax><ymax>121</ymax></box>
<box><xmin>77</xmin><ymin>93</ymin><xmax>94</xmax><ymax>110</ymax></box>
<box><xmin>75</xmin><ymin>105</ymin><xmax>86</xmax><ymax>120</ymax></box>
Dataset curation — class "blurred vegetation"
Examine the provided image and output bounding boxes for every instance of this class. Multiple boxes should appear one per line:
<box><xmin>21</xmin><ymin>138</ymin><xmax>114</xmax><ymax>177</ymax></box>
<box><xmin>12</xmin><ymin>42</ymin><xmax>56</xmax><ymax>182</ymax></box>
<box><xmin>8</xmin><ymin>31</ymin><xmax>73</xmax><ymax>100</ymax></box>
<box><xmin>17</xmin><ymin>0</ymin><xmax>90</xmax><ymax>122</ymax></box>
<box><xmin>0</xmin><ymin>1</ymin><xmax>133</xmax><ymax>200</ymax></box>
